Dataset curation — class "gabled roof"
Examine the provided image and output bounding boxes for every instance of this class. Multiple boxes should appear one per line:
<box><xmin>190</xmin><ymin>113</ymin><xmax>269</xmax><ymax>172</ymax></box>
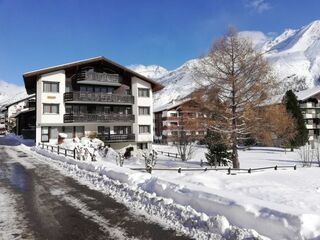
<box><xmin>154</xmin><ymin>97</ymin><xmax>192</xmax><ymax>113</ymax></box>
<box><xmin>262</xmin><ymin>86</ymin><xmax>320</xmax><ymax>107</ymax></box>
<box><xmin>23</xmin><ymin>56</ymin><xmax>163</xmax><ymax>94</ymax></box>
<box><xmin>295</xmin><ymin>86</ymin><xmax>320</xmax><ymax>101</ymax></box>
<box><xmin>4</xmin><ymin>94</ymin><xmax>36</xmax><ymax>108</ymax></box>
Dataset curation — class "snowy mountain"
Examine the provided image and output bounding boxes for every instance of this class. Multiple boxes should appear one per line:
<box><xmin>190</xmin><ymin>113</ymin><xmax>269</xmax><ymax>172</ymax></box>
<box><xmin>145</xmin><ymin>20</ymin><xmax>320</xmax><ymax>110</ymax></box>
<box><xmin>127</xmin><ymin>64</ymin><xmax>168</xmax><ymax>79</ymax></box>
<box><xmin>0</xmin><ymin>80</ymin><xmax>27</xmax><ymax>107</ymax></box>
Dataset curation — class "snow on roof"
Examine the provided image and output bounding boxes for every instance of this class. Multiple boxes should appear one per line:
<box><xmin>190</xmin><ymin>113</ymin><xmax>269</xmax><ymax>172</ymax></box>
<box><xmin>260</xmin><ymin>86</ymin><xmax>320</xmax><ymax>107</ymax></box>
<box><xmin>294</xmin><ymin>85</ymin><xmax>320</xmax><ymax>101</ymax></box>
<box><xmin>154</xmin><ymin>98</ymin><xmax>191</xmax><ymax>112</ymax></box>
<box><xmin>4</xmin><ymin>94</ymin><xmax>35</xmax><ymax>108</ymax></box>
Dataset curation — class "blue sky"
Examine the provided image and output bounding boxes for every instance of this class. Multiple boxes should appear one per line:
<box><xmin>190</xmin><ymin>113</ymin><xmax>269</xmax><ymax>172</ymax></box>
<box><xmin>1</xmin><ymin>0</ymin><xmax>320</xmax><ymax>86</ymax></box>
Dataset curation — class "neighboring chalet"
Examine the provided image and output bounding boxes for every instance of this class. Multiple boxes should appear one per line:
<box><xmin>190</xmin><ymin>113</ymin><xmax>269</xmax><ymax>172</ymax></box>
<box><xmin>23</xmin><ymin>56</ymin><xmax>163</xmax><ymax>149</ymax></box>
<box><xmin>154</xmin><ymin>98</ymin><xmax>207</xmax><ymax>144</ymax></box>
<box><xmin>1</xmin><ymin>94</ymin><xmax>36</xmax><ymax>138</ymax></box>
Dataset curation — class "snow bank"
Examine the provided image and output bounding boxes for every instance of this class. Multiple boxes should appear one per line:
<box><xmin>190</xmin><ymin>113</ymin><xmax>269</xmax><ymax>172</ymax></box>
<box><xmin>29</xmin><ymin>146</ymin><xmax>267</xmax><ymax>240</ymax></box>
<box><xmin>27</xmin><ymin>143</ymin><xmax>320</xmax><ymax>239</ymax></box>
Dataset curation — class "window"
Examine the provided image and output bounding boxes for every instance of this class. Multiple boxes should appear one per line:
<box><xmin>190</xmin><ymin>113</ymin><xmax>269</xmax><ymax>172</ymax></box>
<box><xmin>64</xmin><ymin>127</ymin><xmax>73</xmax><ymax>138</ymax></box>
<box><xmin>50</xmin><ymin>127</ymin><xmax>63</xmax><ymax>139</ymax></box>
<box><xmin>98</xmin><ymin>126</ymin><xmax>110</xmax><ymax>135</ymax></box>
<box><xmin>138</xmin><ymin>88</ymin><xmax>150</xmax><ymax>97</ymax></box>
<box><xmin>41</xmin><ymin>127</ymin><xmax>49</xmax><ymax>142</ymax></box>
<box><xmin>43</xmin><ymin>82</ymin><xmax>59</xmax><ymax>93</ymax></box>
<box><xmin>75</xmin><ymin>126</ymin><xmax>84</xmax><ymax>138</ymax></box>
<box><xmin>43</xmin><ymin>104</ymin><xmax>59</xmax><ymax>114</ymax></box>
<box><xmin>138</xmin><ymin>142</ymin><xmax>148</xmax><ymax>150</ymax></box>
<box><xmin>114</xmin><ymin>126</ymin><xmax>131</xmax><ymax>135</ymax></box>
<box><xmin>139</xmin><ymin>106</ymin><xmax>150</xmax><ymax>115</ymax></box>
<box><xmin>139</xmin><ymin>125</ymin><xmax>150</xmax><ymax>134</ymax></box>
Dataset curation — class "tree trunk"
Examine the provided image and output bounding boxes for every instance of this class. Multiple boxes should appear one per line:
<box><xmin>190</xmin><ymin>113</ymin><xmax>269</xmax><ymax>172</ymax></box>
<box><xmin>232</xmin><ymin>140</ymin><xmax>240</xmax><ymax>169</ymax></box>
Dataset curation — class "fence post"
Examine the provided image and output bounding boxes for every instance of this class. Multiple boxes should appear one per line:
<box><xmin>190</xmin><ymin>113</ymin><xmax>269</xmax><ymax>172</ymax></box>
<box><xmin>228</xmin><ymin>167</ymin><xmax>231</xmax><ymax>175</ymax></box>
<box><xmin>65</xmin><ymin>149</ymin><xmax>67</xmax><ymax>157</ymax></box>
<box><xmin>51</xmin><ymin>146</ymin><xmax>53</xmax><ymax>152</ymax></box>
<box><xmin>178</xmin><ymin>167</ymin><xmax>181</xmax><ymax>173</ymax></box>
<box><xmin>168</xmin><ymin>152</ymin><xmax>170</xmax><ymax>157</ymax></box>
<box><xmin>248</xmin><ymin>168</ymin><xmax>251</xmax><ymax>174</ymax></box>
<box><xmin>294</xmin><ymin>165</ymin><xmax>296</xmax><ymax>170</ymax></box>
<box><xmin>57</xmin><ymin>146</ymin><xmax>59</xmax><ymax>155</ymax></box>
<box><xmin>73</xmin><ymin>148</ymin><xmax>76</xmax><ymax>159</ymax></box>
<box><xmin>274</xmin><ymin>165</ymin><xmax>278</xmax><ymax>171</ymax></box>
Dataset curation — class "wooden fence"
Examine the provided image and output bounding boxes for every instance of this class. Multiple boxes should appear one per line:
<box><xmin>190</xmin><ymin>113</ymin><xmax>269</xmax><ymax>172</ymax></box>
<box><xmin>130</xmin><ymin>165</ymin><xmax>297</xmax><ymax>174</ymax></box>
<box><xmin>39</xmin><ymin>142</ymin><xmax>76</xmax><ymax>158</ymax></box>
<box><xmin>157</xmin><ymin>150</ymin><xmax>181</xmax><ymax>159</ymax></box>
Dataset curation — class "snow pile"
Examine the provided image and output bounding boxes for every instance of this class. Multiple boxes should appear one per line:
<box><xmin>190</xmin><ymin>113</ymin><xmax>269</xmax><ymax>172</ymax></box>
<box><xmin>29</xmin><ymin>145</ymin><xmax>267</xmax><ymax>239</ymax></box>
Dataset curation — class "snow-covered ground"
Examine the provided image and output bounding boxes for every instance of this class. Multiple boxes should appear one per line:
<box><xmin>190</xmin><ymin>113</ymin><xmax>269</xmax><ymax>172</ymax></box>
<box><xmin>5</xmin><ymin>134</ymin><xmax>320</xmax><ymax>239</ymax></box>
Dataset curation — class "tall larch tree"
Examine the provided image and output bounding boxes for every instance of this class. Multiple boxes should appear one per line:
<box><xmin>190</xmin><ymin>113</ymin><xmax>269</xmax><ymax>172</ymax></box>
<box><xmin>193</xmin><ymin>28</ymin><xmax>276</xmax><ymax>168</ymax></box>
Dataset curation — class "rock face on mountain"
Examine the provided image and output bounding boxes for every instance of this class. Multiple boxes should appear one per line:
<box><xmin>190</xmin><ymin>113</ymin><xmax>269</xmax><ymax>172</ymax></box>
<box><xmin>132</xmin><ymin>20</ymin><xmax>320</xmax><ymax>109</ymax></box>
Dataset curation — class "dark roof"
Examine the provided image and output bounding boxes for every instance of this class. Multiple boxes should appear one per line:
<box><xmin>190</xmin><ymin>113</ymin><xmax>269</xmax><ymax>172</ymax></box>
<box><xmin>23</xmin><ymin>56</ymin><xmax>164</xmax><ymax>94</ymax></box>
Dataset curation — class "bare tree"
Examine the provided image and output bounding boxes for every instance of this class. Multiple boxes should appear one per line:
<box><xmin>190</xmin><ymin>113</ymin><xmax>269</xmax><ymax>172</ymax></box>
<box><xmin>193</xmin><ymin>27</ymin><xmax>276</xmax><ymax>168</ymax></box>
<box><xmin>173</xmin><ymin>105</ymin><xmax>199</xmax><ymax>161</ymax></box>
<box><xmin>252</xmin><ymin>104</ymin><xmax>297</xmax><ymax>148</ymax></box>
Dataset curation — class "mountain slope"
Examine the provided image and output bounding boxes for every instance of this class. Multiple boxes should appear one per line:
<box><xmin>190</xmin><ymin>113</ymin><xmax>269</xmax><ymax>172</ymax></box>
<box><xmin>127</xmin><ymin>64</ymin><xmax>168</xmax><ymax>79</ymax></box>
<box><xmin>0</xmin><ymin>81</ymin><xmax>27</xmax><ymax>107</ymax></box>
<box><xmin>132</xmin><ymin>20</ymin><xmax>320</xmax><ymax>109</ymax></box>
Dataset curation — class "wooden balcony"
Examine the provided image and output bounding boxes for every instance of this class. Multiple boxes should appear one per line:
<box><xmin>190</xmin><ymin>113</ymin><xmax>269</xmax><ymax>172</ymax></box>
<box><xmin>64</xmin><ymin>113</ymin><xmax>135</xmax><ymax>123</ymax></box>
<box><xmin>97</xmin><ymin>134</ymin><xmax>135</xmax><ymax>143</ymax></box>
<box><xmin>76</xmin><ymin>68</ymin><xmax>122</xmax><ymax>86</ymax></box>
<box><xmin>64</xmin><ymin>92</ymin><xmax>134</xmax><ymax>105</ymax></box>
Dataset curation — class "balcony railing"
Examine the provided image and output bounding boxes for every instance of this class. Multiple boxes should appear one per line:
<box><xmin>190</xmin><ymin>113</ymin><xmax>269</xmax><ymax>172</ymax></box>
<box><xmin>97</xmin><ymin>134</ymin><xmax>135</xmax><ymax>143</ymax></box>
<box><xmin>64</xmin><ymin>113</ymin><xmax>134</xmax><ymax>123</ymax></box>
<box><xmin>64</xmin><ymin>92</ymin><xmax>134</xmax><ymax>104</ymax></box>
<box><xmin>85</xmin><ymin>71</ymin><xmax>120</xmax><ymax>84</ymax></box>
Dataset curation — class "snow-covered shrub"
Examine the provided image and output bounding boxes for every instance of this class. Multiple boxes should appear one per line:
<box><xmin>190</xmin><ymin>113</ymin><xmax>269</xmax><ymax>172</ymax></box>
<box><xmin>298</xmin><ymin>143</ymin><xmax>313</xmax><ymax>167</ymax></box>
<box><xmin>313</xmin><ymin>139</ymin><xmax>320</xmax><ymax>167</ymax></box>
<box><xmin>142</xmin><ymin>149</ymin><xmax>158</xmax><ymax>173</ymax></box>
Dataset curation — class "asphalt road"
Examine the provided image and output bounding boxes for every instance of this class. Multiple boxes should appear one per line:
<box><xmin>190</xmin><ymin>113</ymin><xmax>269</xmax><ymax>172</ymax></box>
<box><xmin>0</xmin><ymin>141</ymin><xmax>191</xmax><ymax>240</ymax></box>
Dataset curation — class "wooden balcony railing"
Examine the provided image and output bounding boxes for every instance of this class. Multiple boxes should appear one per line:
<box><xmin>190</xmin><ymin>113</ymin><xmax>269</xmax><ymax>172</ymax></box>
<box><xmin>85</xmin><ymin>71</ymin><xmax>120</xmax><ymax>84</ymax></box>
<box><xmin>64</xmin><ymin>113</ymin><xmax>135</xmax><ymax>123</ymax></box>
<box><xmin>97</xmin><ymin>134</ymin><xmax>135</xmax><ymax>143</ymax></box>
<box><xmin>64</xmin><ymin>92</ymin><xmax>134</xmax><ymax>104</ymax></box>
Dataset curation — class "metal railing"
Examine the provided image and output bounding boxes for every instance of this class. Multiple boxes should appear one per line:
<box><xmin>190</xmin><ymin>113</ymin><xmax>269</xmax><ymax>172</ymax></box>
<box><xmin>64</xmin><ymin>92</ymin><xmax>134</xmax><ymax>104</ymax></box>
<box><xmin>64</xmin><ymin>113</ymin><xmax>135</xmax><ymax>123</ymax></box>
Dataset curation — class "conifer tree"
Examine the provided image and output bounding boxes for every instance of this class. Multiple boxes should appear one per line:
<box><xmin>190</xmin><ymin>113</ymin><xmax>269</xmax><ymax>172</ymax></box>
<box><xmin>284</xmin><ymin>90</ymin><xmax>308</xmax><ymax>148</ymax></box>
<box><xmin>205</xmin><ymin>131</ymin><xmax>231</xmax><ymax>166</ymax></box>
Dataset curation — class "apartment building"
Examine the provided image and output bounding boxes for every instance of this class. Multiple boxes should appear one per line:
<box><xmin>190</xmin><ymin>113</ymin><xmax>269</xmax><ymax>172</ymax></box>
<box><xmin>23</xmin><ymin>56</ymin><xmax>162</xmax><ymax>149</ymax></box>
<box><xmin>295</xmin><ymin>86</ymin><xmax>320</xmax><ymax>143</ymax></box>
<box><xmin>154</xmin><ymin>98</ymin><xmax>207</xmax><ymax>144</ymax></box>
<box><xmin>2</xmin><ymin>94</ymin><xmax>36</xmax><ymax>135</ymax></box>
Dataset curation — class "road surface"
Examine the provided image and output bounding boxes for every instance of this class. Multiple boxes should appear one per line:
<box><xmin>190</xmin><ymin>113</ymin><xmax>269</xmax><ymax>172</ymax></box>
<box><xmin>0</xmin><ymin>139</ymin><xmax>191</xmax><ymax>240</ymax></box>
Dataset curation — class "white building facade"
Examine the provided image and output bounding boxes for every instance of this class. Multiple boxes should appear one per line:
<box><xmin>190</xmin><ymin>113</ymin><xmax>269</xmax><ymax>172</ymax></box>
<box><xmin>23</xmin><ymin>56</ymin><xmax>162</xmax><ymax>149</ymax></box>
